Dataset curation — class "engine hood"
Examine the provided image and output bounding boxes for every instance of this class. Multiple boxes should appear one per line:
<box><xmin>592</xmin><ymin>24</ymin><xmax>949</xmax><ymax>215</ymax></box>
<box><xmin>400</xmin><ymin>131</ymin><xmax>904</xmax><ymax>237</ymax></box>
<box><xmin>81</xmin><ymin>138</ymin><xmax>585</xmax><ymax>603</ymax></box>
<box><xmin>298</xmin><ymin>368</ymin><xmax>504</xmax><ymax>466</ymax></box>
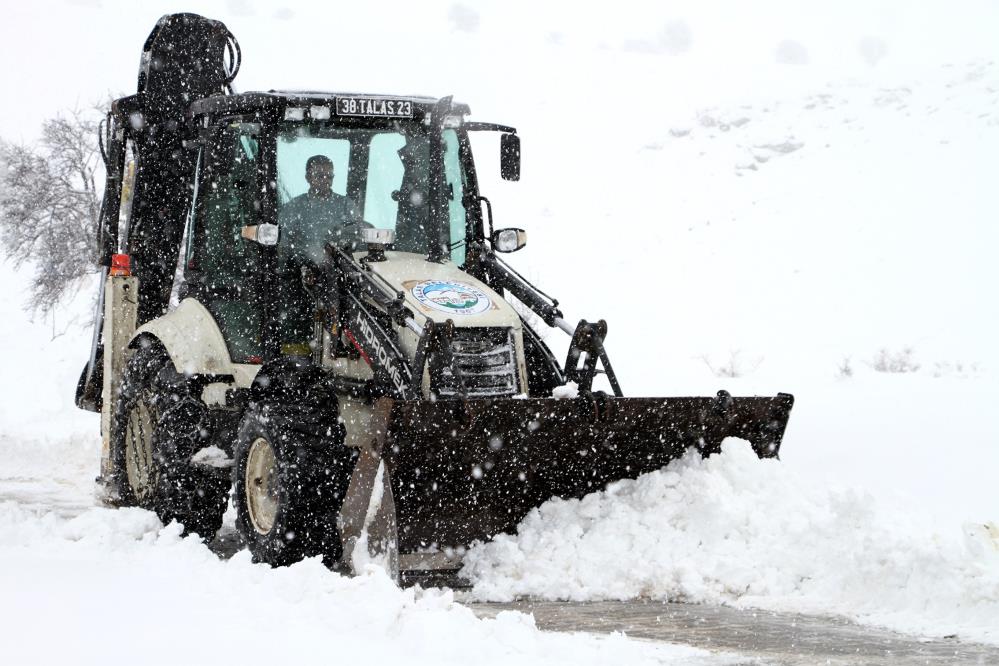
<box><xmin>360</xmin><ymin>251</ymin><xmax>522</xmax><ymax>329</ymax></box>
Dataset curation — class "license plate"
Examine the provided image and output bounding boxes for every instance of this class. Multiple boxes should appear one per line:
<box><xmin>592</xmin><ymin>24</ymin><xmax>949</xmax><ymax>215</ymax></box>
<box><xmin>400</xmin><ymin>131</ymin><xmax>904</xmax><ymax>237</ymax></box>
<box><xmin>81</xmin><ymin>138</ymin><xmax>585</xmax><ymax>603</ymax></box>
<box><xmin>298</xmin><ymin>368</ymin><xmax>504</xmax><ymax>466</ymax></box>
<box><xmin>336</xmin><ymin>96</ymin><xmax>414</xmax><ymax>118</ymax></box>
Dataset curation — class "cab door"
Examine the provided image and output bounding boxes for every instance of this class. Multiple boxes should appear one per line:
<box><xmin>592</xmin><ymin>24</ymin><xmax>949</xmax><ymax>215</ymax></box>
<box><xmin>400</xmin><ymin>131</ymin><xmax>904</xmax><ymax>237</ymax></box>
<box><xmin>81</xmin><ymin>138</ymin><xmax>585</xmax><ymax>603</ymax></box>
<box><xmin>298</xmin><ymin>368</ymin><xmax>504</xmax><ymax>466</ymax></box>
<box><xmin>184</xmin><ymin>124</ymin><xmax>264</xmax><ymax>363</ymax></box>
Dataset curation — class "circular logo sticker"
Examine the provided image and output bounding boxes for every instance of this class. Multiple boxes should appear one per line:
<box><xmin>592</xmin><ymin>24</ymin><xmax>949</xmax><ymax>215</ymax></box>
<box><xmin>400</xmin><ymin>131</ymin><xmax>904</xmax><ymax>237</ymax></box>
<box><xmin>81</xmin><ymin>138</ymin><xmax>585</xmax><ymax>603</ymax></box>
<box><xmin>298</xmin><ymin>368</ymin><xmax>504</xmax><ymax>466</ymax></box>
<box><xmin>411</xmin><ymin>280</ymin><xmax>491</xmax><ymax>316</ymax></box>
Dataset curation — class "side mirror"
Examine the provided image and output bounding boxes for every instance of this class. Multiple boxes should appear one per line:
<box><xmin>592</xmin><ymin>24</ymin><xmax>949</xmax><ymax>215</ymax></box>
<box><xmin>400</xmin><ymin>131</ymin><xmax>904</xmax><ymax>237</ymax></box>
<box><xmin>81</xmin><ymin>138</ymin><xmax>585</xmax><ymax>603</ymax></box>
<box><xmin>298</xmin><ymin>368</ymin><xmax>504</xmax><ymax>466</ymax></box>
<box><xmin>500</xmin><ymin>133</ymin><xmax>520</xmax><ymax>181</ymax></box>
<box><xmin>491</xmin><ymin>227</ymin><xmax>527</xmax><ymax>253</ymax></box>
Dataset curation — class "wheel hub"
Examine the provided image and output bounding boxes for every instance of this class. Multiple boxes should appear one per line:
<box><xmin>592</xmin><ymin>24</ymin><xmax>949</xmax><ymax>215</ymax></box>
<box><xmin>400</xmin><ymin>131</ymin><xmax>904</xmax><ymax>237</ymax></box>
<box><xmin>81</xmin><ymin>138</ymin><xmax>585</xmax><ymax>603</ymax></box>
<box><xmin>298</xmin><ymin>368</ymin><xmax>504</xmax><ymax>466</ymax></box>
<box><xmin>124</xmin><ymin>400</ymin><xmax>156</xmax><ymax>502</ymax></box>
<box><xmin>245</xmin><ymin>437</ymin><xmax>279</xmax><ymax>534</ymax></box>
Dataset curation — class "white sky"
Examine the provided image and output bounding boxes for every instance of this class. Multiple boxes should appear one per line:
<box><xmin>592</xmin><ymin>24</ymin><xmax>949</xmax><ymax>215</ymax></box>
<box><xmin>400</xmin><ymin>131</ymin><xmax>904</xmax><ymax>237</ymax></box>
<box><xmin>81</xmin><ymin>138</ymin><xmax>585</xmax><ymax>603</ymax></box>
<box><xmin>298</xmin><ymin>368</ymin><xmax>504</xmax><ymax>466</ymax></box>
<box><xmin>2</xmin><ymin>0</ymin><xmax>998</xmax><ymax>141</ymax></box>
<box><xmin>1</xmin><ymin>0</ymin><xmax>997</xmax><ymax>369</ymax></box>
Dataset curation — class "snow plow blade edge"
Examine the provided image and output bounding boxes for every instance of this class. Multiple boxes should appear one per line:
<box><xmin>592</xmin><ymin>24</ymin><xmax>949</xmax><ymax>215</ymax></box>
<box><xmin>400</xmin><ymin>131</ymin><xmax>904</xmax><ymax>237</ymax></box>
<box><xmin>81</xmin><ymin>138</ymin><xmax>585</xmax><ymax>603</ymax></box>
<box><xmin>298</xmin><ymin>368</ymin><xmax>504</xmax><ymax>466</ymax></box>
<box><xmin>383</xmin><ymin>392</ymin><xmax>793</xmax><ymax>551</ymax></box>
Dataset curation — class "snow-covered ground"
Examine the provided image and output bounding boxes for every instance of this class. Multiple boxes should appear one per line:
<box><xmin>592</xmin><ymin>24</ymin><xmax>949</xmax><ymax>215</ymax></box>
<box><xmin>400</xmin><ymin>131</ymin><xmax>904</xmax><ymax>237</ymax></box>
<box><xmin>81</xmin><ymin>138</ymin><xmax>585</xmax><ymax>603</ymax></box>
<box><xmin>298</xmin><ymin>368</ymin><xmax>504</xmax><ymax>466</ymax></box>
<box><xmin>2</xmin><ymin>0</ymin><xmax>998</xmax><ymax>661</ymax></box>
<box><xmin>1</xmin><ymin>439</ymin><xmax>721</xmax><ymax>666</ymax></box>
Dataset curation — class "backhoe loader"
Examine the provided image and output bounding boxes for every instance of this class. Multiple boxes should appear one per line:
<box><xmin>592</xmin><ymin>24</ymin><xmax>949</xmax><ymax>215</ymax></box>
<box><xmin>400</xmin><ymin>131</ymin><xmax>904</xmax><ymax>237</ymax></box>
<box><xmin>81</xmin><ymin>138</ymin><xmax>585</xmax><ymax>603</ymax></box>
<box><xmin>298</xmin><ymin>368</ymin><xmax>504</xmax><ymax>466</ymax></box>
<box><xmin>76</xmin><ymin>13</ymin><xmax>793</xmax><ymax>580</ymax></box>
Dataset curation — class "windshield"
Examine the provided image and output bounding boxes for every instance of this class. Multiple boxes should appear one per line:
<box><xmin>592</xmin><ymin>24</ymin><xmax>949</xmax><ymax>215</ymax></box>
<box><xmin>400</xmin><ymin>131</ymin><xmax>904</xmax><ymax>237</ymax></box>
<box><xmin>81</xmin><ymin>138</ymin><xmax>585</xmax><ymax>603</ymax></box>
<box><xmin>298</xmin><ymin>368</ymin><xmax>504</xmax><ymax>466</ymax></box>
<box><xmin>276</xmin><ymin>123</ymin><xmax>468</xmax><ymax>267</ymax></box>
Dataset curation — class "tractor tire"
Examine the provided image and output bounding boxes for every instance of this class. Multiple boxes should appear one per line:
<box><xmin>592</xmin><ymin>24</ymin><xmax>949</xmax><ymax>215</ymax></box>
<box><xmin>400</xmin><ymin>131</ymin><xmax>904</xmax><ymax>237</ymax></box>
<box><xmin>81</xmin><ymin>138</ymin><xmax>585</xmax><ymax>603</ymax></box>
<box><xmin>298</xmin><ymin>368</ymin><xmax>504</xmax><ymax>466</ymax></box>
<box><xmin>111</xmin><ymin>345</ymin><xmax>163</xmax><ymax>508</ymax></box>
<box><xmin>152</xmin><ymin>396</ymin><xmax>230</xmax><ymax>541</ymax></box>
<box><xmin>233</xmin><ymin>396</ymin><xmax>354</xmax><ymax>568</ymax></box>
<box><xmin>111</xmin><ymin>343</ymin><xmax>228</xmax><ymax>540</ymax></box>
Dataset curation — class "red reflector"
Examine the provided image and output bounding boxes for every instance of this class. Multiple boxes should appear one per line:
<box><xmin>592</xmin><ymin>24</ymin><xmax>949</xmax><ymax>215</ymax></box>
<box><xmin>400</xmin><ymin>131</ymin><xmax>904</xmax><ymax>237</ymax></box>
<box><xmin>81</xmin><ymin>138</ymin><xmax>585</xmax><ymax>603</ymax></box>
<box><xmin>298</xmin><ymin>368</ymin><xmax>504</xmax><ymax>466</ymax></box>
<box><xmin>110</xmin><ymin>254</ymin><xmax>131</xmax><ymax>277</ymax></box>
<box><xmin>343</xmin><ymin>329</ymin><xmax>372</xmax><ymax>365</ymax></box>
<box><xmin>246</xmin><ymin>355</ymin><xmax>263</xmax><ymax>364</ymax></box>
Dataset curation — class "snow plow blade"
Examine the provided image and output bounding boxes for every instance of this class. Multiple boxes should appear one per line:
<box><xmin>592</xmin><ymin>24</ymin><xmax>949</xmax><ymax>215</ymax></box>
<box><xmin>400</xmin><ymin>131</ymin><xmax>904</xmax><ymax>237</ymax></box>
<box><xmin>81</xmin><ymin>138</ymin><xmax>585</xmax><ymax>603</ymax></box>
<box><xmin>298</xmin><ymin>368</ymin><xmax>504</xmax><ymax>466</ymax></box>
<box><xmin>382</xmin><ymin>392</ymin><xmax>793</xmax><ymax>551</ymax></box>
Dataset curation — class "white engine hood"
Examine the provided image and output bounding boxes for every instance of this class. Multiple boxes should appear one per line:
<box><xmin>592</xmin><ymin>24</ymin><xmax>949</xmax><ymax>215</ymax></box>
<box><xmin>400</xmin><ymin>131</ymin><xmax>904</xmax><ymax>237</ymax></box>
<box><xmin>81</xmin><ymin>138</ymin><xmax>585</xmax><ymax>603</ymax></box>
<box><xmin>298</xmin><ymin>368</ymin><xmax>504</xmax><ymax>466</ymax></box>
<box><xmin>360</xmin><ymin>251</ymin><xmax>522</xmax><ymax>330</ymax></box>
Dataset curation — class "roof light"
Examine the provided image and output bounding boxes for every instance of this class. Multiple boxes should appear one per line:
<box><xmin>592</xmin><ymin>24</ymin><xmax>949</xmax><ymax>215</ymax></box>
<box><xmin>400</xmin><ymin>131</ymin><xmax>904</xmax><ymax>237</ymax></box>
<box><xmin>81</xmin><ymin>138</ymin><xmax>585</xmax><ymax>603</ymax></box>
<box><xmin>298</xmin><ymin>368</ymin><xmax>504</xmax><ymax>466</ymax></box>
<box><xmin>361</xmin><ymin>227</ymin><xmax>395</xmax><ymax>262</ymax></box>
<box><xmin>361</xmin><ymin>228</ymin><xmax>396</xmax><ymax>245</ymax></box>
<box><xmin>284</xmin><ymin>107</ymin><xmax>305</xmax><ymax>121</ymax></box>
<box><xmin>110</xmin><ymin>254</ymin><xmax>132</xmax><ymax>276</ymax></box>
<box><xmin>310</xmin><ymin>105</ymin><xmax>331</xmax><ymax>120</ymax></box>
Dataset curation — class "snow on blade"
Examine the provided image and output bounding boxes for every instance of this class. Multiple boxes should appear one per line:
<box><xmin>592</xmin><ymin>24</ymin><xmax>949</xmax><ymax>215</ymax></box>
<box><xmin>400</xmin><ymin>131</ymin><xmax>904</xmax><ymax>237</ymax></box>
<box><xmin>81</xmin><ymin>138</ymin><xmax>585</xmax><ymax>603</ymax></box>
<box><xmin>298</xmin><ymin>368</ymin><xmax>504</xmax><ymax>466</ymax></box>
<box><xmin>463</xmin><ymin>439</ymin><xmax>999</xmax><ymax>645</ymax></box>
<box><xmin>551</xmin><ymin>381</ymin><xmax>579</xmax><ymax>399</ymax></box>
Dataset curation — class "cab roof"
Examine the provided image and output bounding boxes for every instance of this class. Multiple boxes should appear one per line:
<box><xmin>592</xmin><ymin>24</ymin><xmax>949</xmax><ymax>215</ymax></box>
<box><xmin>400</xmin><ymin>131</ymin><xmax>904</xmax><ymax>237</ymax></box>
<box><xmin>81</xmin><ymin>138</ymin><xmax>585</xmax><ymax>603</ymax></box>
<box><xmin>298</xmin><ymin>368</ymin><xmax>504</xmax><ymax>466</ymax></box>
<box><xmin>189</xmin><ymin>90</ymin><xmax>471</xmax><ymax>120</ymax></box>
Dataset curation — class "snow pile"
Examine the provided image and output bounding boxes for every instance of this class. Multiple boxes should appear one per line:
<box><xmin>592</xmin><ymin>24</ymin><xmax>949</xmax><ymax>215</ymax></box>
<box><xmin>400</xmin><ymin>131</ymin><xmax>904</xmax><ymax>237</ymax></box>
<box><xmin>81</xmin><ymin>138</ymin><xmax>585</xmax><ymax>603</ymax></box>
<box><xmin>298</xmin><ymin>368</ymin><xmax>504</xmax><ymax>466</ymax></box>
<box><xmin>0</xmin><ymin>503</ymin><xmax>722</xmax><ymax>666</ymax></box>
<box><xmin>463</xmin><ymin>440</ymin><xmax>999</xmax><ymax>644</ymax></box>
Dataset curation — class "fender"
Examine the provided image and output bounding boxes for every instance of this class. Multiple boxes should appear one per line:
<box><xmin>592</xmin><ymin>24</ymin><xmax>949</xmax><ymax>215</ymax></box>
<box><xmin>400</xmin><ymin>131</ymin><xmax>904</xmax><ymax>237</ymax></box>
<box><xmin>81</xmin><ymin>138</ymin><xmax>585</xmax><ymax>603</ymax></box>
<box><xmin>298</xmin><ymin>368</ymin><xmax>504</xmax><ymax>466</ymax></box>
<box><xmin>131</xmin><ymin>298</ymin><xmax>250</xmax><ymax>384</ymax></box>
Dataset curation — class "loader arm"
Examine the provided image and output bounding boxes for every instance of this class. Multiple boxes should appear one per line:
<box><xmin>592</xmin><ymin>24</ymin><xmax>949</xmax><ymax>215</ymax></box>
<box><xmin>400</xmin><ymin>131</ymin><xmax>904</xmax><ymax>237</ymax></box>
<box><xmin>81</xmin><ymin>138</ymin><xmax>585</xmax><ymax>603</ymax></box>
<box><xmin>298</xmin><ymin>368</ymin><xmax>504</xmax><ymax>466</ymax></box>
<box><xmin>341</xmin><ymin>291</ymin><xmax>415</xmax><ymax>400</ymax></box>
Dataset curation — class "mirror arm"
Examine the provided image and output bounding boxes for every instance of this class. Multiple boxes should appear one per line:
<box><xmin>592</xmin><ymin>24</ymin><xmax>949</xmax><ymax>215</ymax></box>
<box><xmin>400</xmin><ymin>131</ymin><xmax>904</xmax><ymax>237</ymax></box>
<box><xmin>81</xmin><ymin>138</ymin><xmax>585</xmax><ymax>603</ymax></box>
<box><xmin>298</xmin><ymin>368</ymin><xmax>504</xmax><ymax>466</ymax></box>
<box><xmin>479</xmin><ymin>195</ymin><xmax>494</xmax><ymax>237</ymax></box>
<box><xmin>480</xmin><ymin>251</ymin><xmax>562</xmax><ymax>327</ymax></box>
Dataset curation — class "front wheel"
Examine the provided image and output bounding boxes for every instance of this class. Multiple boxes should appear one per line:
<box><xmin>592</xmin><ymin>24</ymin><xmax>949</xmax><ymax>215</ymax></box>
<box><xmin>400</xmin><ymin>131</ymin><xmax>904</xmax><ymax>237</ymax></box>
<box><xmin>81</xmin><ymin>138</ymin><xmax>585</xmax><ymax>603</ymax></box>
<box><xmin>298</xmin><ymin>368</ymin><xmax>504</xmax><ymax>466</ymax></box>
<box><xmin>233</xmin><ymin>403</ymin><xmax>354</xmax><ymax>567</ymax></box>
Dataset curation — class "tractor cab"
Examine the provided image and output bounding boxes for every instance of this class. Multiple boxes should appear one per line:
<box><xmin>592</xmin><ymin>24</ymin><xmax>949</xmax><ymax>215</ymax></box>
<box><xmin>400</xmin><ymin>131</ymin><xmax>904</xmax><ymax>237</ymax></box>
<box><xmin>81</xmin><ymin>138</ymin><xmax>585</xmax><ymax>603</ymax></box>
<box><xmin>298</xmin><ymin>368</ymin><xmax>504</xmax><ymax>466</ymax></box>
<box><xmin>179</xmin><ymin>91</ymin><xmax>520</xmax><ymax>363</ymax></box>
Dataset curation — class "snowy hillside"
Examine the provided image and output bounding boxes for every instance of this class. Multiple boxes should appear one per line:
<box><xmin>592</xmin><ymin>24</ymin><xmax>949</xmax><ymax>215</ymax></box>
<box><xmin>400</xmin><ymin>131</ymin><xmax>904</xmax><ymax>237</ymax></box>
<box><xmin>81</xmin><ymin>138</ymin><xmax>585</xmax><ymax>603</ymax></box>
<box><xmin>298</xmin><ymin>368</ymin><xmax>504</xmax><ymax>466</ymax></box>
<box><xmin>493</xmin><ymin>59</ymin><xmax>999</xmax><ymax>527</ymax></box>
<box><xmin>2</xmin><ymin>0</ymin><xmax>998</xmax><ymax>661</ymax></box>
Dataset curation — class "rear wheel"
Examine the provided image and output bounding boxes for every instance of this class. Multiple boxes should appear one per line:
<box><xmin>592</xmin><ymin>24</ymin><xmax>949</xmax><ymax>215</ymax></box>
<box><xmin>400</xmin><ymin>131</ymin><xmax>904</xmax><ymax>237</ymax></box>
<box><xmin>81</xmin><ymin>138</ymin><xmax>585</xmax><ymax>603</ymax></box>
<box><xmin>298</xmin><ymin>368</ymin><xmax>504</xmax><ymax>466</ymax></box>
<box><xmin>123</xmin><ymin>394</ymin><xmax>157</xmax><ymax>504</ymax></box>
<box><xmin>112</xmin><ymin>344</ymin><xmax>229</xmax><ymax>539</ymax></box>
<box><xmin>111</xmin><ymin>346</ymin><xmax>164</xmax><ymax>506</ymax></box>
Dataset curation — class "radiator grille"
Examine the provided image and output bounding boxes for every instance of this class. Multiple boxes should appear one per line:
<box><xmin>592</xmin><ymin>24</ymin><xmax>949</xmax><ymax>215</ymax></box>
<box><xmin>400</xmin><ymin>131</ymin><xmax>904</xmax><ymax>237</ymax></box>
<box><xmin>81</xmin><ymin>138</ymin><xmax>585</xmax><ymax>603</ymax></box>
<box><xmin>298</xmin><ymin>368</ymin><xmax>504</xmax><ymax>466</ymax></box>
<box><xmin>434</xmin><ymin>328</ymin><xmax>519</xmax><ymax>399</ymax></box>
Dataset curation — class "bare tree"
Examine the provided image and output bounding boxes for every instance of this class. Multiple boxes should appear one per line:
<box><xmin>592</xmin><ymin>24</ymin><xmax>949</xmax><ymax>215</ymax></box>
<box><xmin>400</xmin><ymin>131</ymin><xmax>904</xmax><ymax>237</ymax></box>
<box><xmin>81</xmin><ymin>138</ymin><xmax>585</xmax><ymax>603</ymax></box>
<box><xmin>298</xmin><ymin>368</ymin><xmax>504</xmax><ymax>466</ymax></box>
<box><xmin>869</xmin><ymin>347</ymin><xmax>920</xmax><ymax>374</ymax></box>
<box><xmin>0</xmin><ymin>106</ymin><xmax>104</xmax><ymax>316</ymax></box>
<box><xmin>699</xmin><ymin>350</ymin><xmax>762</xmax><ymax>378</ymax></box>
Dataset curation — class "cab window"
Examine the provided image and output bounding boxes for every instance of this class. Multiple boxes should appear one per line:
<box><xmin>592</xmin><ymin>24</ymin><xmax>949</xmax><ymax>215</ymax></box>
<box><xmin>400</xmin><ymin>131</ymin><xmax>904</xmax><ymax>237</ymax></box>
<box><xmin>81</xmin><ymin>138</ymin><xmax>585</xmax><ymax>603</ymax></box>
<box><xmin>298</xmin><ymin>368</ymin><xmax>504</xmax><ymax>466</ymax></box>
<box><xmin>443</xmin><ymin>129</ymin><xmax>468</xmax><ymax>266</ymax></box>
<box><xmin>189</xmin><ymin>126</ymin><xmax>262</xmax><ymax>362</ymax></box>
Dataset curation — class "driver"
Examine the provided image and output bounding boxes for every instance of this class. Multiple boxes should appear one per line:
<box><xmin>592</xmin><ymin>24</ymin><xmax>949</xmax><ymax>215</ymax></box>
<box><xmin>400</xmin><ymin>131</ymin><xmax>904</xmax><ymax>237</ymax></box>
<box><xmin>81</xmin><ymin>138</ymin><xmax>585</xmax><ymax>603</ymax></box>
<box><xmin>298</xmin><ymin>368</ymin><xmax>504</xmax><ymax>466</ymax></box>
<box><xmin>279</xmin><ymin>155</ymin><xmax>363</xmax><ymax>266</ymax></box>
<box><xmin>277</xmin><ymin>155</ymin><xmax>364</xmax><ymax>353</ymax></box>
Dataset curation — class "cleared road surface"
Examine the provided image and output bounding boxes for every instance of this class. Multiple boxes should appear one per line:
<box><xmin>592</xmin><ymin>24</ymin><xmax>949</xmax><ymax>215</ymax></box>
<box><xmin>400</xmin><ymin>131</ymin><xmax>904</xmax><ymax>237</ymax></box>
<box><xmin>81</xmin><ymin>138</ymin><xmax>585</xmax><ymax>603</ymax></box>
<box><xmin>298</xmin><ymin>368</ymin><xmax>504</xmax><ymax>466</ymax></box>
<box><xmin>472</xmin><ymin>599</ymin><xmax>999</xmax><ymax>665</ymax></box>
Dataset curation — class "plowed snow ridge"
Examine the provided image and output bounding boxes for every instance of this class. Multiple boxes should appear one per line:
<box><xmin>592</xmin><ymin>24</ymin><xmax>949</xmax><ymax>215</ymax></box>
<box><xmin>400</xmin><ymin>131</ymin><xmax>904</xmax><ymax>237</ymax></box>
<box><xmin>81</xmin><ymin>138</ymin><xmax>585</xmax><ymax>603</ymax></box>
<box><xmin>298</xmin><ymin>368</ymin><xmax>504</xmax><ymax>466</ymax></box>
<box><xmin>463</xmin><ymin>440</ymin><xmax>999</xmax><ymax>644</ymax></box>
